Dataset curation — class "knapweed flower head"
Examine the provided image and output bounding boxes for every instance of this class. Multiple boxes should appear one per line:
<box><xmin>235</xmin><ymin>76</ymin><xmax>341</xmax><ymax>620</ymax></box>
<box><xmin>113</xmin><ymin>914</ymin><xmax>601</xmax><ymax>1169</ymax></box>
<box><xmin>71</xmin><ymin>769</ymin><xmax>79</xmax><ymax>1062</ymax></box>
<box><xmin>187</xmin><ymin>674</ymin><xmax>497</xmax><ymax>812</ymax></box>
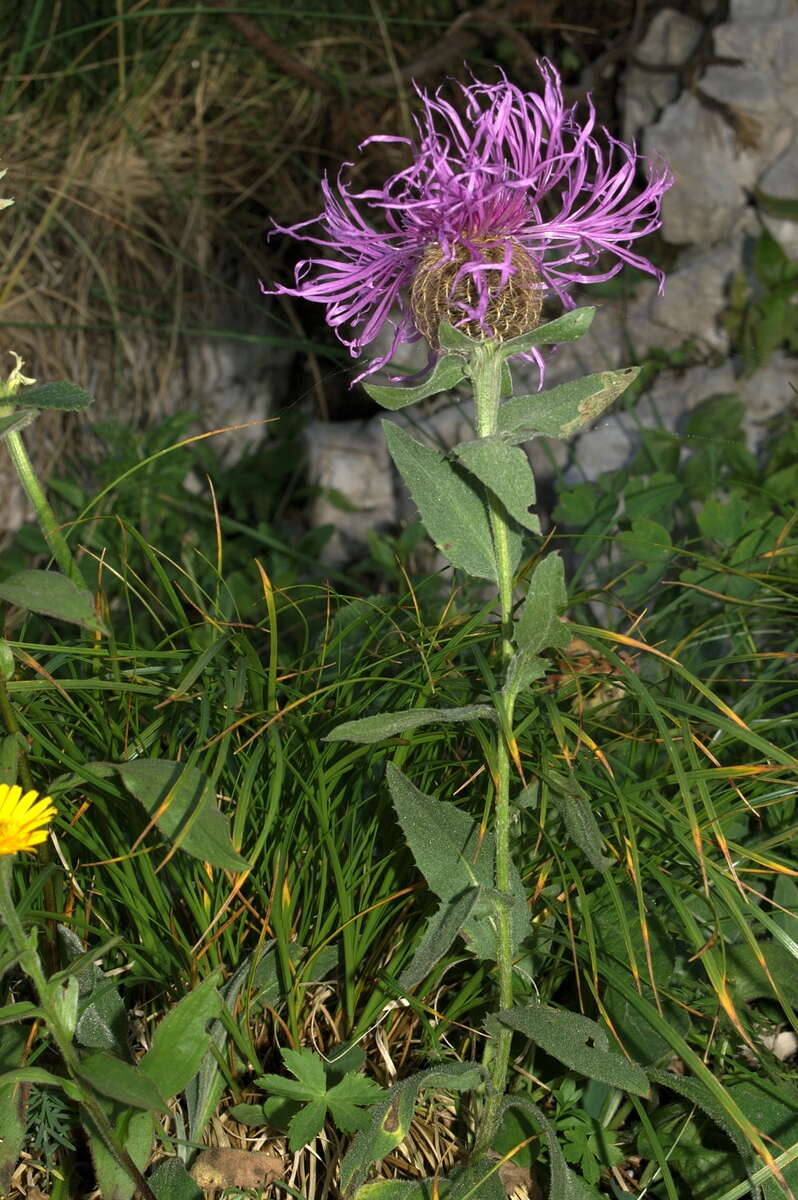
<box><xmin>0</xmin><ymin>783</ymin><xmax>55</xmax><ymax>855</ymax></box>
<box><xmin>267</xmin><ymin>61</ymin><xmax>672</xmax><ymax>382</ymax></box>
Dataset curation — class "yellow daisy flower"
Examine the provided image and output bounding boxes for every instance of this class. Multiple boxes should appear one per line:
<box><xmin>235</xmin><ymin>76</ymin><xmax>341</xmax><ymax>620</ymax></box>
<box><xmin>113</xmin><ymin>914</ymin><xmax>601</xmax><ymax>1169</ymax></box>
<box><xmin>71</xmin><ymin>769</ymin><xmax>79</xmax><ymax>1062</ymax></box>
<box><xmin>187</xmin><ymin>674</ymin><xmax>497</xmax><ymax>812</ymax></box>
<box><xmin>0</xmin><ymin>783</ymin><xmax>56</xmax><ymax>855</ymax></box>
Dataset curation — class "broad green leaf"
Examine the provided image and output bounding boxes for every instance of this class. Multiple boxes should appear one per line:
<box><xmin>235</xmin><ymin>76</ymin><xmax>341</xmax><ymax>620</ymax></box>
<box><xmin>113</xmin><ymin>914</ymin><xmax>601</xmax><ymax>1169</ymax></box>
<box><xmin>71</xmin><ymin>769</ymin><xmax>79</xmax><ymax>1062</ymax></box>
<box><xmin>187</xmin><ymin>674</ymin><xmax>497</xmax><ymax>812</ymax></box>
<box><xmin>341</xmin><ymin>1062</ymin><xmax>484</xmax><ymax>1195</ymax></box>
<box><xmin>541</xmin><ymin>766</ymin><xmax>612</xmax><ymax>873</ymax></box>
<box><xmin>149</xmin><ymin>1157</ymin><xmax>203</xmax><ymax>1200</ymax></box>
<box><xmin>0</xmin><ymin>1066</ymin><xmax>81</xmax><ymax>1101</ymax></box>
<box><xmin>386</xmin><ymin>763</ymin><xmax>528</xmax><ymax>961</ymax></box>
<box><xmin>363</xmin><ymin>356</ymin><xmax>466</xmax><ymax>408</ymax></box>
<box><xmin>227</xmin><ymin>1102</ymin><xmax>267</xmax><ymax>1125</ymax></box>
<box><xmin>400</xmin><ymin>887</ymin><xmax>481</xmax><ymax>989</ymax></box>
<box><xmin>355</xmin><ymin>1182</ymin><xmax>438</xmax><ymax>1199</ymax></box>
<box><xmin>497</xmin><ymin>307</ymin><xmax>596</xmax><ymax>358</ymax></box>
<box><xmin>503</xmin><ymin>650</ymin><xmax>547</xmax><ymax>699</ymax></box>
<box><xmin>58</xmin><ymin>925</ymin><xmax>128</xmax><ymax>1055</ymax></box>
<box><xmin>0</xmin><ymin>569</ymin><xmax>107</xmax><ymax>633</ymax></box>
<box><xmin>0</xmin><ymin>1001</ymin><xmax>43</xmax><ymax>1024</ymax></box>
<box><xmin>728</xmin><ymin>1079</ymin><xmax>798</xmax><ymax>1199</ymax></box>
<box><xmin>16</xmin><ymin>381</ymin><xmax>96</xmax><ymax>410</ymax></box>
<box><xmin>288</xmin><ymin>1097</ymin><xmax>327</xmax><ymax>1150</ymax></box>
<box><xmin>515</xmin><ymin>553</ymin><xmax>570</xmax><ymax>658</ymax></box>
<box><xmin>617</xmin><ymin>518</ymin><xmax>673</xmax><ymax>562</ymax></box>
<box><xmin>78</xmin><ymin>1051</ymin><xmax>166</xmax><ymax>1110</ymax></box>
<box><xmin>140</xmin><ymin>973</ymin><xmax>221</xmax><ymax>1100</ymax></box>
<box><xmin>85</xmin><ymin>1103</ymin><xmax>154</xmax><ymax>1200</ymax></box>
<box><xmin>112</xmin><ymin>760</ymin><xmax>249</xmax><ymax>872</ymax></box>
<box><xmin>325</xmin><ymin>705</ymin><xmax>497</xmax><ymax>744</ymax></box>
<box><xmin>446</xmin><ymin>1162</ymin><xmax>505</xmax><ymax>1199</ymax></box>
<box><xmin>497</xmin><ymin>1003</ymin><xmax>650</xmax><ymax>1095</ymax></box>
<box><xmin>452</xmin><ymin>438</ymin><xmax>540</xmax><ymax>532</ymax></box>
<box><xmin>383</xmin><ymin>423</ymin><xmax>497</xmax><ymax>581</ymax></box>
<box><xmin>0</xmin><ymin>408</ymin><xmax>37</xmax><ymax>438</ymax></box>
<box><xmin>282</xmin><ymin>1046</ymin><xmax>327</xmax><ymax>1094</ymax></box>
<box><xmin>649</xmin><ymin>1069</ymin><xmax>763</xmax><ymax>1200</ymax></box>
<box><xmin>0</xmin><ymin>1027</ymin><xmax>27</xmax><ymax>1195</ymax></box>
<box><xmin>497</xmin><ymin>369</ymin><xmax>639</xmax><ymax>440</ymax></box>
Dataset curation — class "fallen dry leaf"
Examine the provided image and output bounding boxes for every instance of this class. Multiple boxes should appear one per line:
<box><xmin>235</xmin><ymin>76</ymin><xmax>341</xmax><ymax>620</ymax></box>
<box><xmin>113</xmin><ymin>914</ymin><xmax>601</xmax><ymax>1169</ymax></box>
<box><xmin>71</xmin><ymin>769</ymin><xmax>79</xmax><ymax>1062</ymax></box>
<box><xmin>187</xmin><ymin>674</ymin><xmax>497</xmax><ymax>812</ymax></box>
<box><xmin>191</xmin><ymin>1147</ymin><xmax>283</xmax><ymax>1190</ymax></box>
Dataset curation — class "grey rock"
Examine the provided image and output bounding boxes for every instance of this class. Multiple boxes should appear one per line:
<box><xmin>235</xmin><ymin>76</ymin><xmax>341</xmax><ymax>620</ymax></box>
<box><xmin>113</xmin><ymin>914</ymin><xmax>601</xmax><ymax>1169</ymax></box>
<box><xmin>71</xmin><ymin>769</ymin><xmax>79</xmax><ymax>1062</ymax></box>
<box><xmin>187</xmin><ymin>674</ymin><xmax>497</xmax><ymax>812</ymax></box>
<box><xmin>621</xmin><ymin>8</ymin><xmax>703</xmax><ymax>142</ymax></box>
<box><xmin>303</xmin><ymin>418</ymin><xmax>396</xmax><ymax>566</ymax></box>
<box><xmin>626</xmin><ymin>242</ymin><xmax>742</xmax><ymax>356</ymax></box>
<box><xmin>758</xmin><ymin>135</ymin><xmax>798</xmax><ymax>257</ymax></box>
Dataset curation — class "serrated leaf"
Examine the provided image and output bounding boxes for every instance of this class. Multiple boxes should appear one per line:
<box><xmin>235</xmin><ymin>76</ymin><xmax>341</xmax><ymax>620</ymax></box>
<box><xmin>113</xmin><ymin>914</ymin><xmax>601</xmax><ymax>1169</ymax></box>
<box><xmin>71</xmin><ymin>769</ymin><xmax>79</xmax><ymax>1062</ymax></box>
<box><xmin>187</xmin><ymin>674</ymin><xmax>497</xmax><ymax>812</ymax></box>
<box><xmin>0</xmin><ymin>408</ymin><xmax>37</xmax><ymax>438</ymax></box>
<box><xmin>497</xmin><ymin>307</ymin><xmax>596</xmax><ymax>358</ymax></box>
<box><xmin>17</xmin><ymin>381</ymin><xmax>96</xmax><ymax>411</ymax></box>
<box><xmin>283</xmin><ymin>1046</ymin><xmax>328</xmax><ymax>1093</ymax></box>
<box><xmin>341</xmin><ymin>1062</ymin><xmax>485</xmax><ymax>1195</ymax></box>
<box><xmin>386</xmin><ymin>764</ymin><xmax>528</xmax><ymax>961</ymax></box>
<box><xmin>325</xmin><ymin>705</ymin><xmax>497</xmax><ymax>744</ymax></box>
<box><xmin>0</xmin><ymin>569</ymin><xmax>107</xmax><ymax>633</ymax></box>
<box><xmin>78</xmin><ymin>1051</ymin><xmax>167</xmax><ymax>1110</ymax></box>
<box><xmin>498</xmin><ymin>368</ymin><xmax>639</xmax><ymax>440</ymax></box>
<box><xmin>400</xmin><ymin>887</ymin><xmax>481</xmax><ymax>989</ymax></box>
<box><xmin>139</xmin><ymin>974</ymin><xmax>221</xmax><ymax>1100</ymax></box>
<box><xmin>363</xmin><ymin>356</ymin><xmax>466</xmax><ymax>408</ymax></box>
<box><xmin>497</xmin><ymin>1004</ymin><xmax>650</xmax><ymax>1095</ymax></box>
<box><xmin>515</xmin><ymin>553</ymin><xmax>570</xmax><ymax>658</ymax></box>
<box><xmin>452</xmin><ymin>438</ymin><xmax>540</xmax><ymax>532</ymax></box>
<box><xmin>288</xmin><ymin>1097</ymin><xmax>327</xmax><ymax>1150</ymax></box>
<box><xmin>383</xmin><ymin>422</ymin><xmax>497</xmax><ymax>581</ymax></box>
<box><xmin>108</xmin><ymin>760</ymin><xmax>250</xmax><ymax>872</ymax></box>
<box><xmin>327</xmin><ymin>1073</ymin><xmax>387</xmax><ymax>1108</ymax></box>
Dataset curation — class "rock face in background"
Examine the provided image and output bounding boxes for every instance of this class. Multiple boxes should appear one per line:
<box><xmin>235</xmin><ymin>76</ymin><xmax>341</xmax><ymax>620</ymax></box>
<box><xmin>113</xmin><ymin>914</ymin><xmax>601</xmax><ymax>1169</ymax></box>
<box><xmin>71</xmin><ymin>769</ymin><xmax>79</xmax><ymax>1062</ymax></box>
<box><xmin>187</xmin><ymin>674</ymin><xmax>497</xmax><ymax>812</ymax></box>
<box><xmin>302</xmin><ymin>0</ymin><xmax>798</xmax><ymax>565</ymax></box>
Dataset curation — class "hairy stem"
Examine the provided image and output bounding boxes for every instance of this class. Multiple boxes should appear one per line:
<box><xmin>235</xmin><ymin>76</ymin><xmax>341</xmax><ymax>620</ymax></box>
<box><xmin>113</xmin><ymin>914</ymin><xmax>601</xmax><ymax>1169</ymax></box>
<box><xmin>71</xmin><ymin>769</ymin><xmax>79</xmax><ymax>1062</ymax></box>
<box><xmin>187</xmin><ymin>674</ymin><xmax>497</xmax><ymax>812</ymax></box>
<box><xmin>1</xmin><ymin>421</ymin><xmax>82</xmax><ymax>584</ymax></box>
<box><xmin>0</xmin><ymin>856</ymin><xmax>159</xmax><ymax>1200</ymax></box>
<box><xmin>470</xmin><ymin>343</ymin><xmax>517</xmax><ymax>1155</ymax></box>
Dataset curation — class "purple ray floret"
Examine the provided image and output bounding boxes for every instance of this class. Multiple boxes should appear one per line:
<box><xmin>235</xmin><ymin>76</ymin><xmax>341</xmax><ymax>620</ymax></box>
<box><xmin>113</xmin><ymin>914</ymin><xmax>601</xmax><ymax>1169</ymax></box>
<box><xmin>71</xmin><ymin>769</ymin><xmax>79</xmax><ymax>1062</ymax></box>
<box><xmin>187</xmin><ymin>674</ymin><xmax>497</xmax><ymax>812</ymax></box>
<box><xmin>265</xmin><ymin>61</ymin><xmax>672</xmax><ymax>382</ymax></box>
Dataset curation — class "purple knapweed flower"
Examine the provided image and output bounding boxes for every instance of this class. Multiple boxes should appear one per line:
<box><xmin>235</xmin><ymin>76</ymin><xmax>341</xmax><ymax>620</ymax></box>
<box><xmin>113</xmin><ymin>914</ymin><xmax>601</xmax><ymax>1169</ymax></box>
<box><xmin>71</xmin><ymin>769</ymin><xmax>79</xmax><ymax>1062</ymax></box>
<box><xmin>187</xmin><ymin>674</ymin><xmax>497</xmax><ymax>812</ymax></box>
<box><xmin>266</xmin><ymin>61</ymin><xmax>672</xmax><ymax>383</ymax></box>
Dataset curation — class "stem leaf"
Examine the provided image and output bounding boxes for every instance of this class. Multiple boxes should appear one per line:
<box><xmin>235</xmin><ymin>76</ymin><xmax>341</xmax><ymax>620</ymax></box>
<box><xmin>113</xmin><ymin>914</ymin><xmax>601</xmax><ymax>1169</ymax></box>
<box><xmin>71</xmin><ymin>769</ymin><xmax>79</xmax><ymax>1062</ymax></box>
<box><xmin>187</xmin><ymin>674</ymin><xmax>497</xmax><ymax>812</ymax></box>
<box><xmin>363</xmin><ymin>356</ymin><xmax>465</xmax><ymax>408</ymax></box>
<box><xmin>496</xmin><ymin>1004</ymin><xmax>650</xmax><ymax>1096</ymax></box>
<box><xmin>498</xmin><ymin>368</ymin><xmax>640</xmax><ymax>440</ymax></box>
<box><xmin>139</xmin><ymin>972</ymin><xmax>222</xmax><ymax>1101</ymax></box>
<box><xmin>20</xmin><ymin>381</ymin><xmax>97</xmax><ymax>411</ymax></box>
<box><xmin>452</xmin><ymin>438</ymin><xmax>540</xmax><ymax>533</ymax></box>
<box><xmin>341</xmin><ymin>1062</ymin><xmax>485</xmax><ymax>1195</ymax></box>
<box><xmin>383</xmin><ymin>422</ymin><xmax>497</xmax><ymax>581</ymax></box>
<box><xmin>542</xmin><ymin>765</ymin><xmax>612</xmax><ymax>873</ymax></box>
<box><xmin>386</xmin><ymin>763</ymin><xmax>528</xmax><ymax>962</ymax></box>
<box><xmin>77</xmin><ymin>1051</ymin><xmax>167</xmax><ymax>1111</ymax></box>
<box><xmin>497</xmin><ymin>307</ymin><xmax>596</xmax><ymax>358</ymax></box>
<box><xmin>515</xmin><ymin>553</ymin><xmax>570</xmax><ymax>658</ymax></box>
<box><xmin>0</xmin><ymin>409</ymin><xmax>37</xmax><ymax>439</ymax></box>
<box><xmin>399</xmin><ymin>886</ymin><xmax>481</xmax><ymax>990</ymax></box>
<box><xmin>325</xmin><ymin>705</ymin><xmax>497</xmax><ymax>744</ymax></box>
<box><xmin>0</xmin><ymin>569</ymin><xmax>107</xmax><ymax>633</ymax></box>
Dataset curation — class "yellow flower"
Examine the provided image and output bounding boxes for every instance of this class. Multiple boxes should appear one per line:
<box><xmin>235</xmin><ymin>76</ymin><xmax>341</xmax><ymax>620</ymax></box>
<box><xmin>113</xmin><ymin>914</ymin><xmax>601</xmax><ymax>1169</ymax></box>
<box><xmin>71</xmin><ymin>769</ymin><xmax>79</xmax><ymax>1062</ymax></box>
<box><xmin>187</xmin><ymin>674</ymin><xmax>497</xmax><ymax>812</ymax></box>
<box><xmin>0</xmin><ymin>783</ymin><xmax>55</xmax><ymax>855</ymax></box>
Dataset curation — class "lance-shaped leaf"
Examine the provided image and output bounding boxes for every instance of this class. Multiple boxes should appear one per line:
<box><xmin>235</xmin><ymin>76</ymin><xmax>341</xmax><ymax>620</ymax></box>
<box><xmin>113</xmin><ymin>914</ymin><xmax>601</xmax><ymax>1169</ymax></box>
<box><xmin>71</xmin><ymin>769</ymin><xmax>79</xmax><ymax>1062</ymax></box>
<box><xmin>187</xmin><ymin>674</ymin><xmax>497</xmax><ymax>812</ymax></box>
<box><xmin>437</xmin><ymin>320</ymin><xmax>481</xmax><ymax>353</ymax></box>
<box><xmin>386</xmin><ymin>763</ymin><xmax>528</xmax><ymax>962</ymax></box>
<box><xmin>103</xmin><ymin>760</ymin><xmax>250</xmax><ymax>872</ymax></box>
<box><xmin>341</xmin><ymin>1062</ymin><xmax>484</xmax><ymax>1196</ymax></box>
<box><xmin>325</xmin><ymin>705</ymin><xmax>497</xmax><ymax>744</ymax></box>
<box><xmin>541</xmin><ymin>764</ymin><xmax>612</xmax><ymax>873</ymax></box>
<box><xmin>363</xmin><ymin>356</ymin><xmax>466</xmax><ymax>408</ymax></box>
<box><xmin>498</xmin><ymin>368</ymin><xmax>640</xmax><ymax>440</ymax></box>
<box><xmin>496</xmin><ymin>306</ymin><xmax>595</xmax><ymax>359</ymax></box>
<box><xmin>383</xmin><ymin>422</ymin><xmax>497</xmax><ymax>581</ymax></box>
<box><xmin>515</xmin><ymin>553</ymin><xmax>570</xmax><ymax>658</ymax></box>
<box><xmin>16</xmin><ymin>381</ymin><xmax>96</xmax><ymax>411</ymax></box>
<box><xmin>451</xmin><ymin>438</ymin><xmax>541</xmax><ymax>533</ymax></box>
<box><xmin>497</xmin><ymin>1003</ymin><xmax>650</xmax><ymax>1095</ymax></box>
<box><xmin>140</xmin><ymin>973</ymin><xmax>222</xmax><ymax>1100</ymax></box>
<box><xmin>0</xmin><ymin>570</ymin><xmax>108</xmax><ymax>634</ymax></box>
<box><xmin>77</xmin><ymin>1051</ymin><xmax>167</xmax><ymax>1110</ymax></box>
<box><xmin>400</xmin><ymin>887</ymin><xmax>481</xmax><ymax>990</ymax></box>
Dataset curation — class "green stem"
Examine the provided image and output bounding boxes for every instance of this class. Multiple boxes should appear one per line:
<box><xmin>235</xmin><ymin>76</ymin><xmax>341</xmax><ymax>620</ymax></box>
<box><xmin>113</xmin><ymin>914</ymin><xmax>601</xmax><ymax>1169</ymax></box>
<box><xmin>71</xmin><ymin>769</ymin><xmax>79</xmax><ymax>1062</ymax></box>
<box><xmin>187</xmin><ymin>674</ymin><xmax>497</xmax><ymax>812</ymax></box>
<box><xmin>470</xmin><ymin>343</ymin><xmax>517</xmax><ymax>1156</ymax></box>
<box><xmin>0</xmin><ymin>668</ymin><xmax>60</xmax><ymax>967</ymax></box>
<box><xmin>0</xmin><ymin>856</ymin><xmax>159</xmax><ymax>1200</ymax></box>
<box><xmin>1</xmin><ymin>420</ymin><xmax>82</xmax><ymax>584</ymax></box>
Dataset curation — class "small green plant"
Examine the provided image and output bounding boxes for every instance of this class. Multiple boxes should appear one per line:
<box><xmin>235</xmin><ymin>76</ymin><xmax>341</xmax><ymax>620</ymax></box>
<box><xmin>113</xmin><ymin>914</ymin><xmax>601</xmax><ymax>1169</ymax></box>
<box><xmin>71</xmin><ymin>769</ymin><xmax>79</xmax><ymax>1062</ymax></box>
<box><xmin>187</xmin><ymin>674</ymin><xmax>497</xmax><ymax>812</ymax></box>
<box><xmin>230</xmin><ymin>1046</ymin><xmax>386</xmax><ymax>1151</ymax></box>
<box><xmin>722</xmin><ymin>229</ymin><xmax>798</xmax><ymax>373</ymax></box>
